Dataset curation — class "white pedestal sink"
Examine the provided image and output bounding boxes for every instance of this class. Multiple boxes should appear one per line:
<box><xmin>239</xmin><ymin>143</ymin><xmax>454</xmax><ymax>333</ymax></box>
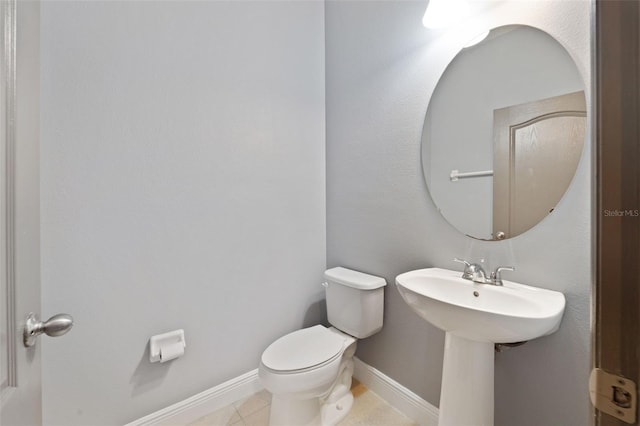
<box><xmin>396</xmin><ymin>268</ymin><xmax>565</xmax><ymax>426</ymax></box>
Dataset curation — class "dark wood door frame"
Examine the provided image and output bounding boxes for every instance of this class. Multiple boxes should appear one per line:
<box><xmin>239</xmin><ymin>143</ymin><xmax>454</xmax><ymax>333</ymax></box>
<box><xmin>595</xmin><ymin>0</ymin><xmax>640</xmax><ymax>425</ymax></box>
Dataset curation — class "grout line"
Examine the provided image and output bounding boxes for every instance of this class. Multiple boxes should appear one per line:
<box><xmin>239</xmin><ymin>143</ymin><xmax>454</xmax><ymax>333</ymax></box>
<box><xmin>232</xmin><ymin>407</ymin><xmax>244</xmax><ymax>424</ymax></box>
<box><xmin>235</xmin><ymin>395</ymin><xmax>271</xmax><ymax>420</ymax></box>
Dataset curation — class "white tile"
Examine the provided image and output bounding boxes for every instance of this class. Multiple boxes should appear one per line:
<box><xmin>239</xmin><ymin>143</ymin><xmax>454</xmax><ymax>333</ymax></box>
<box><xmin>242</xmin><ymin>405</ymin><xmax>270</xmax><ymax>426</ymax></box>
<box><xmin>233</xmin><ymin>390</ymin><xmax>272</xmax><ymax>419</ymax></box>
<box><xmin>188</xmin><ymin>404</ymin><xmax>242</xmax><ymax>426</ymax></box>
<box><xmin>187</xmin><ymin>385</ymin><xmax>417</xmax><ymax>426</ymax></box>
<box><xmin>338</xmin><ymin>390</ymin><xmax>417</xmax><ymax>426</ymax></box>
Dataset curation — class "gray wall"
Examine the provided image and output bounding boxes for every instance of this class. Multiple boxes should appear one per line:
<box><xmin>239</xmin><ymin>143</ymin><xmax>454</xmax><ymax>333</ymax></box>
<box><xmin>326</xmin><ymin>1</ymin><xmax>592</xmax><ymax>425</ymax></box>
<box><xmin>40</xmin><ymin>1</ymin><xmax>325</xmax><ymax>424</ymax></box>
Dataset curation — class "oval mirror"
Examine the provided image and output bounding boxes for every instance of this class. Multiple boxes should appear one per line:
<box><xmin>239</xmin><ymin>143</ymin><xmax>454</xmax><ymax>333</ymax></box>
<box><xmin>422</xmin><ymin>25</ymin><xmax>586</xmax><ymax>241</ymax></box>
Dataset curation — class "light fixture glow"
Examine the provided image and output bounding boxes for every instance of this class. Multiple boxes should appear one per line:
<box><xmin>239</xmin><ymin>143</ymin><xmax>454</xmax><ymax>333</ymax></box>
<box><xmin>463</xmin><ymin>30</ymin><xmax>490</xmax><ymax>48</ymax></box>
<box><xmin>422</xmin><ymin>0</ymin><xmax>470</xmax><ymax>29</ymax></box>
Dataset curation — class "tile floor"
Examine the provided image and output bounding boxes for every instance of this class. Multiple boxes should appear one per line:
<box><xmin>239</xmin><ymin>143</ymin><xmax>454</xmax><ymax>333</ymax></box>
<box><xmin>188</xmin><ymin>380</ymin><xmax>417</xmax><ymax>426</ymax></box>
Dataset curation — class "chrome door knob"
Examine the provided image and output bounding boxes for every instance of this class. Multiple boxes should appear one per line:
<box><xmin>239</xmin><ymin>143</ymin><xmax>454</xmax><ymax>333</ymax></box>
<box><xmin>23</xmin><ymin>312</ymin><xmax>74</xmax><ymax>347</ymax></box>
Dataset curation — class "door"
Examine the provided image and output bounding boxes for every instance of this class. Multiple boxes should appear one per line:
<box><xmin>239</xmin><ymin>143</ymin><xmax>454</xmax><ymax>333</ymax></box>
<box><xmin>594</xmin><ymin>0</ymin><xmax>640</xmax><ymax>425</ymax></box>
<box><xmin>493</xmin><ymin>91</ymin><xmax>587</xmax><ymax>239</ymax></box>
<box><xmin>1</xmin><ymin>1</ymin><xmax>43</xmax><ymax>424</ymax></box>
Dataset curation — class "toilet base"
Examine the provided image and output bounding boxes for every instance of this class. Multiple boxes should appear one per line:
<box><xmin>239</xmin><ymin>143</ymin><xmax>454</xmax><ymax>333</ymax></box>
<box><xmin>269</xmin><ymin>396</ymin><xmax>321</xmax><ymax>426</ymax></box>
<box><xmin>269</xmin><ymin>390</ymin><xmax>354</xmax><ymax>426</ymax></box>
<box><xmin>268</xmin><ymin>362</ymin><xmax>355</xmax><ymax>426</ymax></box>
<box><xmin>321</xmin><ymin>390</ymin><xmax>354</xmax><ymax>426</ymax></box>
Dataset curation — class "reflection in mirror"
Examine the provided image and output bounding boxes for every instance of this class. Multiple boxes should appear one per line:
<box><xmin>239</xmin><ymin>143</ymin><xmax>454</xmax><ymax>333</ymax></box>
<box><xmin>422</xmin><ymin>25</ymin><xmax>586</xmax><ymax>241</ymax></box>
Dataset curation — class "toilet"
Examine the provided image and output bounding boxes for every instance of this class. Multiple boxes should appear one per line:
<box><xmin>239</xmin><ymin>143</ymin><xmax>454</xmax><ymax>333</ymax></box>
<box><xmin>258</xmin><ymin>267</ymin><xmax>386</xmax><ymax>426</ymax></box>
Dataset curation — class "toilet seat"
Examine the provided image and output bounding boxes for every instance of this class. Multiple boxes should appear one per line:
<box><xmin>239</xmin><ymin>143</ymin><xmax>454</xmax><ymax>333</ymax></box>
<box><xmin>261</xmin><ymin>325</ymin><xmax>345</xmax><ymax>373</ymax></box>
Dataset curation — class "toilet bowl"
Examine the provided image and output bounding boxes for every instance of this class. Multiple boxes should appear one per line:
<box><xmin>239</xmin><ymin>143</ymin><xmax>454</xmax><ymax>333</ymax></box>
<box><xmin>259</xmin><ymin>326</ymin><xmax>357</xmax><ymax>426</ymax></box>
<box><xmin>258</xmin><ymin>267</ymin><xmax>386</xmax><ymax>426</ymax></box>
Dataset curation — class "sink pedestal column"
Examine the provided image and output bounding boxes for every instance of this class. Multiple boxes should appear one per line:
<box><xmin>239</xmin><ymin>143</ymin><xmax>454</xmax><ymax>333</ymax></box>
<box><xmin>439</xmin><ymin>333</ymin><xmax>494</xmax><ymax>426</ymax></box>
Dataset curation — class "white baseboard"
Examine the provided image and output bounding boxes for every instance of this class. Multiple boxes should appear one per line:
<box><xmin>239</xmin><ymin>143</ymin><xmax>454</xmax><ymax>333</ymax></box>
<box><xmin>353</xmin><ymin>357</ymin><xmax>439</xmax><ymax>426</ymax></box>
<box><xmin>124</xmin><ymin>369</ymin><xmax>263</xmax><ymax>426</ymax></box>
<box><xmin>125</xmin><ymin>359</ymin><xmax>438</xmax><ymax>426</ymax></box>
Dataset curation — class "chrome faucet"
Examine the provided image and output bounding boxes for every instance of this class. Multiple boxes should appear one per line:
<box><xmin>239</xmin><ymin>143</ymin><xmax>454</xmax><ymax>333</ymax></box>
<box><xmin>453</xmin><ymin>258</ymin><xmax>487</xmax><ymax>283</ymax></box>
<box><xmin>453</xmin><ymin>258</ymin><xmax>514</xmax><ymax>286</ymax></box>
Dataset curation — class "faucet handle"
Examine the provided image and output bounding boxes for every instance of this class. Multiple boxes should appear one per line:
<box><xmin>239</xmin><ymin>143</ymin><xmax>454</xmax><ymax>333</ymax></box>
<box><xmin>453</xmin><ymin>258</ymin><xmax>475</xmax><ymax>281</ymax></box>
<box><xmin>491</xmin><ymin>266</ymin><xmax>515</xmax><ymax>286</ymax></box>
<box><xmin>453</xmin><ymin>258</ymin><xmax>471</xmax><ymax>267</ymax></box>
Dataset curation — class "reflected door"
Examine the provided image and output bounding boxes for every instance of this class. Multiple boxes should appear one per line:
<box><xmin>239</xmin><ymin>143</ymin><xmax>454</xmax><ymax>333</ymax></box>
<box><xmin>493</xmin><ymin>91</ymin><xmax>586</xmax><ymax>239</ymax></box>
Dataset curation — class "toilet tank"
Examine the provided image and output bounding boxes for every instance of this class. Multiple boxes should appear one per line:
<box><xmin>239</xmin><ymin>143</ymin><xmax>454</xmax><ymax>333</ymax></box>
<box><xmin>324</xmin><ymin>267</ymin><xmax>386</xmax><ymax>338</ymax></box>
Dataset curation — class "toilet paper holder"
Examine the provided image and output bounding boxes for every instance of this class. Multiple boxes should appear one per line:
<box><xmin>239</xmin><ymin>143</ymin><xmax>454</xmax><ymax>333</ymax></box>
<box><xmin>149</xmin><ymin>329</ymin><xmax>186</xmax><ymax>363</ymax></box>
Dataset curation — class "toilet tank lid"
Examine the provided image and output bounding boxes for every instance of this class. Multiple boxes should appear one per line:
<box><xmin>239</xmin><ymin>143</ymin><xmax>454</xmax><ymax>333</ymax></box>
<box><xmin>324</xmin><ymin>267</ymin><xmax>387</xmax><ymax>290</ymax></box>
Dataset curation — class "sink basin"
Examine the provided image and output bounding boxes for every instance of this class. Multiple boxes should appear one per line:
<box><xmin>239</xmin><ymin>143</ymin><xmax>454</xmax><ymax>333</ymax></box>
<box><xmin>396</xmin><ymin>267</ymin><xmax>566</xmax><ymax>426</ymax></box>
<box><xmin>396</xmin><ymin>268</ymin><xmax>565</xmax><ymax>343</ymax></box>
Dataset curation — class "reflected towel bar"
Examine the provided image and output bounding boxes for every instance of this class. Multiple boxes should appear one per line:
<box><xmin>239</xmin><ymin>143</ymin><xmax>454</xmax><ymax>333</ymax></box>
<box><xmin>450</xmin><ymin>169</ymin><xmax>494</xmax><ymax>181</ymax></box>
